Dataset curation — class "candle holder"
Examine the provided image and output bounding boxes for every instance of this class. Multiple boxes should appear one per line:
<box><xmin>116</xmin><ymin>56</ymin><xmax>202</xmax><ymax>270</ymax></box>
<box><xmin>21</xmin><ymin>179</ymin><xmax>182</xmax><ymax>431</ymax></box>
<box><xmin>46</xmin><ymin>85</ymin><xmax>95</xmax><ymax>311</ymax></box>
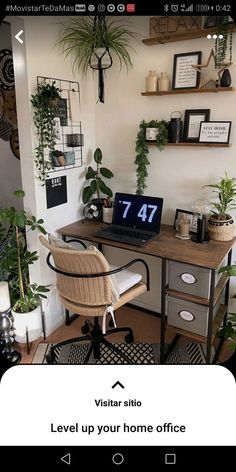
<box><xmin>0</xmin><ymin>308</ymin><xmax>21</xmax><ymax>365</ymax></box>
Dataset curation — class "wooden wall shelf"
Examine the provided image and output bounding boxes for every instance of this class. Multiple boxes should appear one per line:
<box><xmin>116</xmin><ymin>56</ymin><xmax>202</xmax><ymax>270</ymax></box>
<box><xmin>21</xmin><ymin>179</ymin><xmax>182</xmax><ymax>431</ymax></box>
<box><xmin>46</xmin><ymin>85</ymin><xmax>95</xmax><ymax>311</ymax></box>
<box><xmin>142</xmin><ymin>25</ymin><xmax>236</xmax><ymax>45</ymax></box>
<box><xmin>148</xmin><ymin>142</ymin><xmax>232</xmax><ymax>148</ymax></box>
<box><xmin>141</xmin><ymin>87</ymin><xmax>235</xmax><ymax>96</ymax></box>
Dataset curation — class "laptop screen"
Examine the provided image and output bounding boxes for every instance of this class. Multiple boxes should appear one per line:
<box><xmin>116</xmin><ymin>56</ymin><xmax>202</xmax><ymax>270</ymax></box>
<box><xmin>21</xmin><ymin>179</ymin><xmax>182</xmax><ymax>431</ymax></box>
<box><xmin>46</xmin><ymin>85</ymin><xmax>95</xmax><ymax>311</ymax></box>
<box><xmin>112</xmin><ymin>193</ymin><xmax>163</xmax><ymax>233</ymax></box>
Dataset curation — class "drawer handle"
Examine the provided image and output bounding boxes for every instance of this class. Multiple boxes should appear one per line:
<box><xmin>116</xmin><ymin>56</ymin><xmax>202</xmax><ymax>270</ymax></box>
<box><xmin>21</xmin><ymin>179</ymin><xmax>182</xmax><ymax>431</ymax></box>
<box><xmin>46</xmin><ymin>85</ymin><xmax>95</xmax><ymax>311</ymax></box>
<box><xmin>180</xmin><ymin>272</ymin><xmax>196</xmax><ymax>285</ymax></box>
<box><xmin>178</xmin><ymin>310</ymin><xmax>195</xmax><ymax>322</ymax></box>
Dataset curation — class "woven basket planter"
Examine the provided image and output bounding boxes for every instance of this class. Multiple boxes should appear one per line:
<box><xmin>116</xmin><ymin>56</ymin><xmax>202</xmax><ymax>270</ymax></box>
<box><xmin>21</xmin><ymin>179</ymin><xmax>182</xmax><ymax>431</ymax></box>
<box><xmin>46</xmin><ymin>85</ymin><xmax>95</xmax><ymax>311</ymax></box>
<box><xmin>208</xmin><ymin>215</ymin><xmax>235</xmax><ymax>241</ymax></box>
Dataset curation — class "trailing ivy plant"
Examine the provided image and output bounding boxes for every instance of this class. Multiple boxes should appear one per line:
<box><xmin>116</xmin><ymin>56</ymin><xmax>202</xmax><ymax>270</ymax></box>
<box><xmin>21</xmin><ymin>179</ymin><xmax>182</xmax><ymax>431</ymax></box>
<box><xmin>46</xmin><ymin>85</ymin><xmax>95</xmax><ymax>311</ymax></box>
<box><xmin>135</xmin><ymin>119</ymin><xmax>168</xmax><ymax>195</ymax></box>
<box><xmin>31</xmin><ymin>80</ymin><xmax>61</xmax><ymax>185</ymax></box>
<box><xmin>215</xmin><ymin>16</ymin><xmax>233</xmax><ymax>67</ymax></box>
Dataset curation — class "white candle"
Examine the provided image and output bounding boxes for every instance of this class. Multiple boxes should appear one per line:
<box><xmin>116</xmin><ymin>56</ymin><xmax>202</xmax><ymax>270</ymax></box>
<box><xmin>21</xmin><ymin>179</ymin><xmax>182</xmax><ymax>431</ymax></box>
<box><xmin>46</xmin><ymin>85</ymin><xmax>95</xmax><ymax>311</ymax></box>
<box><xmin>0</xmin><ymin>281</ymin><xmax>11</xmax><ymax>312</ymax></box>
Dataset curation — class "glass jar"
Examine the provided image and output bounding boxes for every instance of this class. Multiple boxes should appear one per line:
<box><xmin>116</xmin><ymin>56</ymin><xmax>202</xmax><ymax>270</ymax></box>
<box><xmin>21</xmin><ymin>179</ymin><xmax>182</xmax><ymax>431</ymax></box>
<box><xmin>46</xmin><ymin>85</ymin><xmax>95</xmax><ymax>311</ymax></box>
<box><xmin>158</xmin><ymin>72</ymin><xmax>169</xmax><ymax>92</ymax></box>
<box><xmin>146</xmin><ymin>70</ymin><xmax>158</xmax><ymax>92</ymax></box>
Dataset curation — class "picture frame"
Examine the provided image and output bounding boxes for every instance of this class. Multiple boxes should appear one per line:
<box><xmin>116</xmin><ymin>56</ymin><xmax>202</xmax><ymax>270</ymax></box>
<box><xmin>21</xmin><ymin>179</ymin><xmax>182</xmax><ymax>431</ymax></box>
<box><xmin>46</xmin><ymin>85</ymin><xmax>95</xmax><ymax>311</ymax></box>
<box><xmin>183</xmin><ymin>109</ymin><xmax>211</xmax><ymax>142</ymax></box>
<box><xmin>174</xmin><ymin>209</ymin><xmax>199</xmax><ymax>234</ymax></box>
<box><xmin>198</xmin><ymin>121</ymin><xmax>232</xmax><ymax>144</ymax></box>
<box><xmin>172</xmin><ymin>51</ymin><xmax>202</xmax><ymax>90</ymax></box>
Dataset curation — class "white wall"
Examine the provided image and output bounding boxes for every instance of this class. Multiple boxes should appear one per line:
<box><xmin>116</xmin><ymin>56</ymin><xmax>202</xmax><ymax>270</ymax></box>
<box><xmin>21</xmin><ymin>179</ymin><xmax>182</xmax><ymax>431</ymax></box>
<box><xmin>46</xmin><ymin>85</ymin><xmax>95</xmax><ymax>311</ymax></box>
<box><xmin>0</xmin><ymin>22</ymin><xmax>23</xmax><ymax>210</ymax></box>
<box><xmin>8</xmin><ymin>16</ymin><xmax>96</xmax><ymax>334</ymax></box>
<box><xmin>95</xmin><ymin>16</ymin><xmax>236</xmax><ymax>310</ymax></box>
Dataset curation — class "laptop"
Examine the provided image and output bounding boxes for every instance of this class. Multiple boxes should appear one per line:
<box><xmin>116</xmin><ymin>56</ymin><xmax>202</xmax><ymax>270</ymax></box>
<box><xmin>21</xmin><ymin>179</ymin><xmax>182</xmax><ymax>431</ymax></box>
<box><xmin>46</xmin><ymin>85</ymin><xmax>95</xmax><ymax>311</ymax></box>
<box><xmin>94</xmin><ymin>192</ymin><xmax>163</xmax><ymax>246</ymax></box>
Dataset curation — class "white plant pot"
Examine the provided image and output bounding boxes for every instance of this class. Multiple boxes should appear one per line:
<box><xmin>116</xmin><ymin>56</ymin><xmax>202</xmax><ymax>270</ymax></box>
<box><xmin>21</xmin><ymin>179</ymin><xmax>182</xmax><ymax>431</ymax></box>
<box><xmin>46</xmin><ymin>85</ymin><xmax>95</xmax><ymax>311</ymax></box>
<box><xmin>12</xmin><ymin>305</ymin><xmax>42</xmax><ymax>343</ymax></box>
<box><xmin>103</xmin><ymin>207</ymin><xmax>113</xmax><ymax>224</ymax></box>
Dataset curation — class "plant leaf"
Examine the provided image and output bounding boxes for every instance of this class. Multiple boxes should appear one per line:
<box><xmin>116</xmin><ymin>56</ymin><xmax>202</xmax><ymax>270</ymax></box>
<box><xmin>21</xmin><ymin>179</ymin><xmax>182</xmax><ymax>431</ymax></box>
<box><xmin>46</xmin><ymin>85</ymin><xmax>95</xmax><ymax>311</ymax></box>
<box><xmin>82</xmin><ymin>186</ymin><xmax>94</xmax><ymax>204</ymax></box>
<box><xmin>94</xmin><ymin>148</ymin><xmax>102</xmax><ymax>164</ymax></box>
<box><xmin>100</xmin><ymin>167</ymin><xmax>113</xmax><ymax>179</ymax></box>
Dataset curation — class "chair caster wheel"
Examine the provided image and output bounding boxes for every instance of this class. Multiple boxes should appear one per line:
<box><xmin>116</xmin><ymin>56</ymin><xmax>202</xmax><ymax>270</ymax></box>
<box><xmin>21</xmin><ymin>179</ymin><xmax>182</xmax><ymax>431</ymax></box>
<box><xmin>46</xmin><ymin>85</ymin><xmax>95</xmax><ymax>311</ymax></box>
<box><xmin>125</xmin><ymin>332</ymin><xmax>134</xmax><ymax>344</ymax></box>
<box><xmin>81</xmin><ymin>322</ymin><xmax>90</xmax><ymax>334</ymax></box>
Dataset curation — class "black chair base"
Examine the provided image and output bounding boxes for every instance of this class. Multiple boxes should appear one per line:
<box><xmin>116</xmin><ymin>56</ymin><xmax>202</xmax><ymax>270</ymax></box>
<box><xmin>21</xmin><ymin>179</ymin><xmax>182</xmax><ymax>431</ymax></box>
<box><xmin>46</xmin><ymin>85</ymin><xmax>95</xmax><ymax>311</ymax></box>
<box><xmin>46</xmin><ymin>317</ymin><xmax>134</xmax><ymax>364</ymax></box>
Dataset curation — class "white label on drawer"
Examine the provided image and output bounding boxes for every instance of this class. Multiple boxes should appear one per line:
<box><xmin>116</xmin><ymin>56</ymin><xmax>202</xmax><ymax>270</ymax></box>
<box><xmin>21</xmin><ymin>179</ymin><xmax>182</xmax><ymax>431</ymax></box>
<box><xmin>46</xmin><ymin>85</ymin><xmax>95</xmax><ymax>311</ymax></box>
<box><xmin>180</xmin><ymin>272</ymin><xmax>196</xmax><ymax>284</ymax></box>
<box><xmin>178</xmin><ymin>310</ymin><xmax>195</xmax><ymax>322</ymax></box>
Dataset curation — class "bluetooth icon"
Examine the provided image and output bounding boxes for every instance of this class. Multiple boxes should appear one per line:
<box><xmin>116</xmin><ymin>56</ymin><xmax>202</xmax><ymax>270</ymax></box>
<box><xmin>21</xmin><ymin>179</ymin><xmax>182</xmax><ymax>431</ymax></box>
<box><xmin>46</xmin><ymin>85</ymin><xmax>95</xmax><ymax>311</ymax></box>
<box><xmin>164</xmin><ymin>4</ymin><xmax>169</xmax><ymax>12</ymax></box>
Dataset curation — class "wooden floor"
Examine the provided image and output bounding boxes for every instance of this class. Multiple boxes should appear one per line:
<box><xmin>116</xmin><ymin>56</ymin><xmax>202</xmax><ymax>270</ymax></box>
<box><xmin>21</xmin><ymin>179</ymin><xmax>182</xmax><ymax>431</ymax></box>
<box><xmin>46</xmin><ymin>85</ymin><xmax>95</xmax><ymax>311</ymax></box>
<box><xmin>16</xmin><ymin>305</ymin><xmax>233</xmax><ymax>364</ymax></box>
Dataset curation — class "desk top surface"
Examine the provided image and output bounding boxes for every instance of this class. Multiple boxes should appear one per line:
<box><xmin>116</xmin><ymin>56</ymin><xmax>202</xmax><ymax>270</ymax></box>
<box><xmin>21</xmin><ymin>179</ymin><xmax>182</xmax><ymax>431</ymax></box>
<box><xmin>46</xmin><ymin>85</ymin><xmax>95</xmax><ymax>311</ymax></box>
<box><xmin>57</xmin><ymin>220</ymin><xmax>235</xmax><ymax>270</ymax></box>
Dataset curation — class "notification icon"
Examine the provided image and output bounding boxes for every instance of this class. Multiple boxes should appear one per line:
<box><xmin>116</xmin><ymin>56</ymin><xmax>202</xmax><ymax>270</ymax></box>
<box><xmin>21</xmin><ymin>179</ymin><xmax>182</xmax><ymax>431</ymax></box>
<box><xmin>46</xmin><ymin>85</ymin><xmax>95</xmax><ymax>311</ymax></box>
<box><xmin>127</xmin><ymin>3</ymin><xmax>136</xmax><ymax>12</ymax></box>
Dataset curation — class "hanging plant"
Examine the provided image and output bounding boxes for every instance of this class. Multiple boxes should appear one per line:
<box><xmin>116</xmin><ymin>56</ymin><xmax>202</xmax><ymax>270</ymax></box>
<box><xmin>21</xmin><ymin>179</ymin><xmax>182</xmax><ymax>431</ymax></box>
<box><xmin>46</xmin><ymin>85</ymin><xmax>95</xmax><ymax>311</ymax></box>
<box><xmin>135</xmin><ymin>120</ymin><xmax>168</xmax><ymax>195</ymax></box>
<box><xmin>56</xmin><ymin>16</ymin><xmax>139</xmax><ymax>102</ymax></box>
<box><xmin>31</xmin><ymin>80</ymin><xmax>61</xmax><ymax>184</ymax></box>
<box><xmin>214</xmin><ymin>16</ymin><xmax>233</xmax><ymax>67</ymax></box>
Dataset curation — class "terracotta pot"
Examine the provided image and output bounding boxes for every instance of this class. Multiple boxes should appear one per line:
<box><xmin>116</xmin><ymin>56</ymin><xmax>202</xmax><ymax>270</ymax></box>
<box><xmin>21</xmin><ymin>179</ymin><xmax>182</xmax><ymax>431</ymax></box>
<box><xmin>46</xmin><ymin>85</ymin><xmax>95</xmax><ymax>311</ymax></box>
<box><xmin>208</xmin><ymin>214</ymin><xmax>235</xmax><ymax>241</ymax></box>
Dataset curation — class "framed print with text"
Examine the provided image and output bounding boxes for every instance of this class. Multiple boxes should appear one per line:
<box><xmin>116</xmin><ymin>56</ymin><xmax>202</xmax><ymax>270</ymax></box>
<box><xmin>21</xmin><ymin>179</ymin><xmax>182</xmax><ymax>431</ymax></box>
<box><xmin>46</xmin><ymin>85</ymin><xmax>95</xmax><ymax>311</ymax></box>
<box><xmin>199</xmin><ymin>121</ymin><xmax>232</xmax><ymax>144</ymax></box>
<box><xmin>183</xmin><ymin>109</ymin><xmax>210</xmax><ymax>142</ymax></box>
<box><xmin>172</xmin><ymin>51</ymin><xmax>202</xmax><ymax>90</ymax></box>
<box><xmin>174</xmin><ymin>209</ymin><xmax>199</xmax><ymax>234</ymax></box>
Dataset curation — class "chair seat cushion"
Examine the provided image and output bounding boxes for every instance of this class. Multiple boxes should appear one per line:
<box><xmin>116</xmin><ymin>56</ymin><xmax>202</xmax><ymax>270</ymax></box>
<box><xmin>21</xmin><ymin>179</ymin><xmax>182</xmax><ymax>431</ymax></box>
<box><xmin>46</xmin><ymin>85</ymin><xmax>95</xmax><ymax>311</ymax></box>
<box><xmin>110</xmin><ymin>265</ymin><xmax>142</xmax><ymax>295</ymax></box>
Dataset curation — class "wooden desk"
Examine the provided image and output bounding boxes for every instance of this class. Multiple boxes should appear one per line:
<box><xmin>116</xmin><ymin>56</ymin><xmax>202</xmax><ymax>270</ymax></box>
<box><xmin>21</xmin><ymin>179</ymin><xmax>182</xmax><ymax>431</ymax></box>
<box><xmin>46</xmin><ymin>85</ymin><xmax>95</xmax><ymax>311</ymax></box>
<box><xmin>58</xmin><ymin>220</ymin><xmax>235</xmax><ymax>364</ymax></box>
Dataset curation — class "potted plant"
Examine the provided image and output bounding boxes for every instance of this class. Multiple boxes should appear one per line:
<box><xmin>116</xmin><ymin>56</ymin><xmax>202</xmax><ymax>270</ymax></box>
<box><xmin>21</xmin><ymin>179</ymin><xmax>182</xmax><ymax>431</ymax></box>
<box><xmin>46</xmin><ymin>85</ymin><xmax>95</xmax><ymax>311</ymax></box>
<box><xmin>135</xmin><ymin>119</ymin><xmax>168</xmax><ymax>195</ymax></box>
<box><xmin>82</xmin><ymin>147</ymin><xmax>113</xmax><ymax>205</ymax></box>
<box><xmin>0</xmin><ymin>190</ymin><xmax>49</xmax><ymax>343</ymax></box>
<box><xmin>203</xmin><ymin>171</ymin><xmax>236</xmax><ymax>241</ymax></box>
<box><xmin>217</xmin><ymin>263</ymin><xmax>236</xmax><ymax>350</ymax></box>
<box><xmin>31</xmin><ymin>80</ymin><xmax>61</xmax><ymax>184</ymax></box>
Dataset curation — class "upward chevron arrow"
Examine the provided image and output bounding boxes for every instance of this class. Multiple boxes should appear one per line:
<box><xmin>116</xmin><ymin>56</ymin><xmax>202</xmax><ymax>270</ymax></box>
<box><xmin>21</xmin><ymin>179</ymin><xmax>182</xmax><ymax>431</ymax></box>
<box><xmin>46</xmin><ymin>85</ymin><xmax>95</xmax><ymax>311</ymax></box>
<box><xmin>112</xmin><ymin>381</ymin><xmax>125</xmax><ymax>389</ymax></box>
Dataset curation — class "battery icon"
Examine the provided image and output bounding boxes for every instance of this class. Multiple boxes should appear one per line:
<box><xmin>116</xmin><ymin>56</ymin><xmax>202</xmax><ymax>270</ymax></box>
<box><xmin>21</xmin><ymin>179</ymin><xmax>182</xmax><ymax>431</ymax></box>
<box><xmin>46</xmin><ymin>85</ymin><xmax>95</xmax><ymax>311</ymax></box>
<box><xmin>195</xmin><ymin>4</ymin><xmax>210</xmax><ymax>12</ymax></box>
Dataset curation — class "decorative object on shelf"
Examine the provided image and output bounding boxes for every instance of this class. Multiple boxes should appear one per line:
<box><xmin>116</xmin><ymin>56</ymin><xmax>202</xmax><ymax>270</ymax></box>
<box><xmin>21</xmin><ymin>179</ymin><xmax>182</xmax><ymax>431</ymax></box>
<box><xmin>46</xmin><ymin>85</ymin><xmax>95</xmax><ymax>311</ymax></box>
<box><xmin>102</xmin><ymin>197</ymin><xmax>114</xmax><ymax>224</ymax></box>
<box><xmin>168</xmin><ymin>111</ymin><xmax>183</xmax><ymax>143</ymax></box>
<box><xmin>0</xmin><ymin>190</ymin><xmax>49</xmax><ymax>345</ymax></box>
<box><xmin>0</xmin><ymin>282</ymin><xmax>21</xmax><ymax>365</ymax></box>
<box><xmin>82</xmin><ymin>147</ymin><xmax>113</xmax><ymax>204</ymax></box>
<box><xmin>57</xmin><ymin>16</ymin><xmax>139</xmax><ymax>103</ymax></box>
<box><xmin>146</xmin><ymin>70</ymin><xmax>157</xmax><ymax>92</ymax></box>
<box><xmin>191</xmin><ymin>49</ymin><xmax>231</xmax><ymax>89</ymax></box>
<box><xmin>183</xmin><ymin>109</ymin><xmax>210</xmax><ymax>143</ymax></box>
<box><xmin>50</xmin><ymin>149</ymin><xmax>65</xmax><ymax>167</ymax></box>
<box><xmin>174</xmin><ymin>209</ymin><xmax>199</xmax><ymax>235</ymax></box>
<box><xmin>203</xmin><ymin>171</ymin><xmax>236</xmax><ymax>241</ymax></box>
<box><xmin>175</xmin><ymin>214</ymin><xmax>191</xmax><ymax>240</ymax></box>
<box><xmin>172</xmin><ymin>51</ymin><xmax>202</xmax><ymax>90</ymax></box>
<box><xmin>220</xmin><ymin>67</ymin><xmax>231</xmax><ymax>87</ymax></box>
<box><xmin>64</xmin><ymin>151</ymin><xmax>75</xmax><ymax>166</ymax></box>
<box><xmin>83</xmin><ymin>201</ymin><xmax>102</xmax><ymax>221</ymax></box>
<box><xmin>135</xmin><ymin>119</ymin><xmax>168</xmax><ymax>195</ymax></box>
<box><xmin>149</xmin><ymin>16</ymin><xmax>202</xmax><ymax>38</ymax></box>
<box><xmin>158</xmin><ymin>72</ymin><xmax>169</xmax><ymax>92</ymax></box>
<box><xmin>67</xmin><ymin>133</ymin><xmax>84</xmax><ymax>147</ymax></box>
<box><xmin>31</xmin><ymin>79</ymin><xmax>61</xmax><ymax>184</ymax></box>
<box><xmin>145</xmin><ymin>127</ymin><xmax>158</xmax><ymax>141</ymax></box>
<box><xmin>199</xmin><ymin>121</ymin><xmax>231</xmax><ymax>144</ymax></box>
<box><xmin>191</xmin><ymin>216</ymin><xmax>209</xmax><ymax>244</ymax></box>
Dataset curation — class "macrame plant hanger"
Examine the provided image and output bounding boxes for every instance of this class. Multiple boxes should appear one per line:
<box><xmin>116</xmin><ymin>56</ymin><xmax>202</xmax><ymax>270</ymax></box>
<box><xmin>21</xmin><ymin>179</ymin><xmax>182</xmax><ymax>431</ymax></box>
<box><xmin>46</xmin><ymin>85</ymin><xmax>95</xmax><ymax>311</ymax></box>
<box><xmin>89</xmin><ymin>16</ymin><xmax>113</xmax><ymax>103</ymax></box>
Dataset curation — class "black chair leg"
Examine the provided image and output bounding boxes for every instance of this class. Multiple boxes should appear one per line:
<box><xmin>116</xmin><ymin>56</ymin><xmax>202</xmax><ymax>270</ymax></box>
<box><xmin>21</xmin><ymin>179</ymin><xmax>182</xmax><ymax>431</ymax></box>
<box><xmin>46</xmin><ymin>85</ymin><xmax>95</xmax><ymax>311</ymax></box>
<box><xmin>46</xmin><ymin>334</ymin><xmax>91</xmax><ymax>364</ymax></box>
<box><xmin>101</xmin><ymin>337</ymin><xmax>135</xmax><ymax>364</ymax></box>
<box><xmin>105</xmin><ymin>326</ymin><xmax>134</xmax><ymax>343</ymax></box>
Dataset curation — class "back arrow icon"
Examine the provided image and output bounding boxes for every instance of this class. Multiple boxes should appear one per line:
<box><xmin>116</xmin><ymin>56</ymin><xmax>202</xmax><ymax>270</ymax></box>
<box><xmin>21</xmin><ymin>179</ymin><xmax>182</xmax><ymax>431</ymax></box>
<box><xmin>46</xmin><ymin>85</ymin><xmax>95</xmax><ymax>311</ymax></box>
<box><xmin>15</xmin><ymin>30</ymin><xmax>23</xmax><ymax>44</ymax></box>
<box><xmin>61</xmin><ymin>453</ymin><xmax>71</xmax><ymax>465</ymax></box>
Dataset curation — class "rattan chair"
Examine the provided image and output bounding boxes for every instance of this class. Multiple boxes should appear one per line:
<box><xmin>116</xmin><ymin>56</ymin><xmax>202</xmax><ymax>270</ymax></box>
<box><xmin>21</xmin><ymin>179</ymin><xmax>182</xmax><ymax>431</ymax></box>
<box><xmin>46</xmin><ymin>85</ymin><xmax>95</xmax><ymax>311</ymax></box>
<box><xmin>40</xmin><ymin>235</ymin><xmax>150</xmax><ymax>364</ymax></box>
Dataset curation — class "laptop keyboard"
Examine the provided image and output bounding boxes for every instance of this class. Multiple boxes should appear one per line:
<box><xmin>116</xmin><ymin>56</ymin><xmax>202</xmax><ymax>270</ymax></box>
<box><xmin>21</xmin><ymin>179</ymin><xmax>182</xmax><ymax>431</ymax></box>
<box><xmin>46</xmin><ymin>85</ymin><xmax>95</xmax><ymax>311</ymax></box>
<box><xmin>108</xmin><ymin>226</ymin><xmax>152</xmax><ymax>240</ymax></box>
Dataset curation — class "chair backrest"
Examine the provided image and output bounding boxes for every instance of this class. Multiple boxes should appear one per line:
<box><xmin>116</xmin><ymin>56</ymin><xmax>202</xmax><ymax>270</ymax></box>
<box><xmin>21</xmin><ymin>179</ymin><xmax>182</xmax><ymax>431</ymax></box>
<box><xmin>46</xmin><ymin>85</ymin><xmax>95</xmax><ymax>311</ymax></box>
<box><xmin>39</xmin><ymin>235</ymin><xmax>113</xmax><ymax>307</ymax></box>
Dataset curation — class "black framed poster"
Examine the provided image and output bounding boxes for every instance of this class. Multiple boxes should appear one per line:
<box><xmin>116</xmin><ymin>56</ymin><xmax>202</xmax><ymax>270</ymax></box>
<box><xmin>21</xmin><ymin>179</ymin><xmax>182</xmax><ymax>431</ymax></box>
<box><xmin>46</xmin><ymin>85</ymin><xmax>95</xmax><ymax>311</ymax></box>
<box><xmin>46</xmin><ymin>176</ymin><xmax>67</xmax><ymax>209</ymax></box>
<box><xmin>172</xmin><ymin>51</ymin><xmax>202</xmax><ymax>90</ymax></box>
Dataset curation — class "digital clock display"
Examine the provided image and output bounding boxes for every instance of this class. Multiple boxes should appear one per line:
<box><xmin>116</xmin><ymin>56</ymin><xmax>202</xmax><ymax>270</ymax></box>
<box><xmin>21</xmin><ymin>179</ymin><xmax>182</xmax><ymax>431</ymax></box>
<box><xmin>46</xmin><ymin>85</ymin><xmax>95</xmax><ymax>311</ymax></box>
<box><xmin>113</xmin><ymin>193</ymin><xmax>163</xmax><ymax>232</ymax></box>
